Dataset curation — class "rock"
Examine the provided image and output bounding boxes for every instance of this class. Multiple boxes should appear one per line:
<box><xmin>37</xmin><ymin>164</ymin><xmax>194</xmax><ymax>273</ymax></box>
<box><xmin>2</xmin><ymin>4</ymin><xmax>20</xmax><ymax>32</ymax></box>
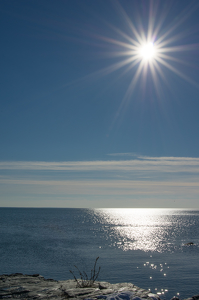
<box><xmin>0</xmin><ymin>273</ymin><xmax>197</xmax><ymax>300</ymax></box>
<box><xmin>0</xmin><ymin>274</ymin><xmax>160</xmax><ymax>300</ymax></box>
<box><xmin>192</xmin><ymin>296</ymin><xmax>199</xmax><ymax>300</ymax></box>
<box><xmin>184</xmin><ymin>242</ymin><xmax>194</xmax><ymax>246</ymax></box>
<box><xmin>171</xmin><ymin>297</ymin><xmax>180</xmax><ymax>300</ymax></box>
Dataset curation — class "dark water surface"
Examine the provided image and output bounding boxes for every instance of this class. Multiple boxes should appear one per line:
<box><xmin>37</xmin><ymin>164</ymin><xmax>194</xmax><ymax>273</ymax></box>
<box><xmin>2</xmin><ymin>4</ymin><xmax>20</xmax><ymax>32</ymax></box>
<box><xmin>1</xmin><ymin>208</ymin><xmax>199</xmax><ymax>299</ymax></box>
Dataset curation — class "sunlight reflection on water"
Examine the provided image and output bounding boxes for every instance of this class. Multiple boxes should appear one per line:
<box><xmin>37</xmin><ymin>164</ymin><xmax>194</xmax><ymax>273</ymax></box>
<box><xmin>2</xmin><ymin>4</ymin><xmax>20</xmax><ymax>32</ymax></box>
<box><xmin>1</xmin><ymin>208</ymin><xmax>199</xmax><ymax>300</ymax></box>
<box><xmin>94</xmin><ymin>208</ymin><xmax>186</xmax><ymax>253</ymax></box>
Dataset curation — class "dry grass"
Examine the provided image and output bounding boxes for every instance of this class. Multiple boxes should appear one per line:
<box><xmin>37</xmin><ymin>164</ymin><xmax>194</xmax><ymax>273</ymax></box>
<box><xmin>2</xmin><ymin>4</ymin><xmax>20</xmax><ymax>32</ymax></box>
<box><xmin>69</xmin><ymin>257</ymin><xmax>101</xmax><ymax>288</ymax></box>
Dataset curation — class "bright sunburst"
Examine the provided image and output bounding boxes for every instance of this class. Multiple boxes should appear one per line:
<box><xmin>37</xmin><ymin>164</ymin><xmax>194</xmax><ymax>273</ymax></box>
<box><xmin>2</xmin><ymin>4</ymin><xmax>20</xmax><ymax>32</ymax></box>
<box><xmin>140</xmin><ymin>42</ymin><xmax>156</xmax><ymax>61</ymax></box>
<box><xmin>87</xmin><ymin>0</ymin><xmax>199</xmax><ymax>126</ymax></box>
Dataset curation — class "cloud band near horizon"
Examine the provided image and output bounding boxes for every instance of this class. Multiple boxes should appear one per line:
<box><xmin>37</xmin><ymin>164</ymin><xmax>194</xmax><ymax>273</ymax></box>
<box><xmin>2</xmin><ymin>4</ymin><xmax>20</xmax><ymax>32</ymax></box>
<box><xmin>0</xmin><ymin>156</ymin><xmax>199</xmax><ymax>208</ymax></box>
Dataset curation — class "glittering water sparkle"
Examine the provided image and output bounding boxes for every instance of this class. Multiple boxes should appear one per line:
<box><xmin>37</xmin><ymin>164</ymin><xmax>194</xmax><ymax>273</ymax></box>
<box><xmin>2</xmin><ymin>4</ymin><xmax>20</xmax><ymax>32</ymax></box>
<box><xmin>1</xmin><ymin>208</ymin><xmax>199</xmax><ymax>300</ymax></box>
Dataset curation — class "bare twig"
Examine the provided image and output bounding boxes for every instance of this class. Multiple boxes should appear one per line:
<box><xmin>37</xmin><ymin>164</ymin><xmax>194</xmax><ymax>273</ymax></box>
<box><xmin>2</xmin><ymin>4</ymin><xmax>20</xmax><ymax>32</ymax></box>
<box><xmin>69</xmin><ymin>257</ymin><xmax>101</xmax><ymax>288</ymax></box>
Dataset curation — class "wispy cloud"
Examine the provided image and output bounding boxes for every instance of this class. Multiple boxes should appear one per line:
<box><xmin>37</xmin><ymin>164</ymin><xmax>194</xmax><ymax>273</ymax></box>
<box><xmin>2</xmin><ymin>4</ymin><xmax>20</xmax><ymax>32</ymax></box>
<box><xmin>1</xmin><ymin>156</ymin><xmax>199</xmax><ymax>207</ymax></box>
<box><xmin>1</xmin><ymin>156</ymin><xmax>199</xmax><ymax>174</ymax></box>
<box><xmin>1</xmin><ymin>177</ymin><xmax>199</xmax><ymax>204</ymax></box>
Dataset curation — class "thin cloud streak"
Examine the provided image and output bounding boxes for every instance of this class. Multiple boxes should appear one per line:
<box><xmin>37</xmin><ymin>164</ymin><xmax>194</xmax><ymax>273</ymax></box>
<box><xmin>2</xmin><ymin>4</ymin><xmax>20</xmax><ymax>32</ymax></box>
<box><xmin>1</xmin><ymin>156</ymin><xmax>199</xmax><ymax>207</ymax></box>
<box><xmin>1</xmin><ymin>178</ymin><xmax>199</xmax><ymax>196</ymax></box>
<box><xmin>1</xmin><ymin>156</ymin><xmax>199</xmax><ymax>173</ymax></box>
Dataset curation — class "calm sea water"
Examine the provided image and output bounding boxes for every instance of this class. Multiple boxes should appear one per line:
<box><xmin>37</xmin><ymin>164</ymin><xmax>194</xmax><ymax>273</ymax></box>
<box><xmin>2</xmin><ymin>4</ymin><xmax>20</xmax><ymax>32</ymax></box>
<box><xmin>0</xmin><ymin>208</ymin><xmax>199</xmax><ymax>300</ymax></box>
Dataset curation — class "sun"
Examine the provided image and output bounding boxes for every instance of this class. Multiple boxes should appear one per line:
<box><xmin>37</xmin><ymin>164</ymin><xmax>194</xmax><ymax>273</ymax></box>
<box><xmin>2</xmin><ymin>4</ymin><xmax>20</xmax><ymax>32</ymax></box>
<box><xmin>140</xmin><ymin>42</ymin><xmax>156</xmax><ymax>61</ymax></box>
<box><xmin>79</xmin><ymin>0</ymin><xmax>199</xmax><ymax>128</ymax></box>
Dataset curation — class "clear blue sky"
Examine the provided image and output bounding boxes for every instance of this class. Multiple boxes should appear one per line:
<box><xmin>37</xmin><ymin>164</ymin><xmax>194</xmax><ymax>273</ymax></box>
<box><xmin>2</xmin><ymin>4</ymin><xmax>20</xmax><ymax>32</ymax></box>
<box><xmin>1</xmin><ymin>0</ymin><xmax>199</xmax><ymax>208</ymax></box>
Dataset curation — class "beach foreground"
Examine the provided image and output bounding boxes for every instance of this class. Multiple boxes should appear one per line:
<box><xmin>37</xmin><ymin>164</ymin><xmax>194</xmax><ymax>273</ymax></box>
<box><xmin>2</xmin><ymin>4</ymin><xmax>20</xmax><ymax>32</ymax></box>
<box><xmin>0</xmin><ymin>274</ymin><xmax>198</xmax><ymax>300</ymax></box>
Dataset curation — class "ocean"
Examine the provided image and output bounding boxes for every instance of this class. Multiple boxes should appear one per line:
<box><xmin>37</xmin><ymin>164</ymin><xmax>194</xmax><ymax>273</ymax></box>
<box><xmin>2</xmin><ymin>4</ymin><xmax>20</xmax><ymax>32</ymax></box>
<box><xmin>0</xmin><ymin>208</ymin><xmax>199</xmax><ymax>299</ymax></box>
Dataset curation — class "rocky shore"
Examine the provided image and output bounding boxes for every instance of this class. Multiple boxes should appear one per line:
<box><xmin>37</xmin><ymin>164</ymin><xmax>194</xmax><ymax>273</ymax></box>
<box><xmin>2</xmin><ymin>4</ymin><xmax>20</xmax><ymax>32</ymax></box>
<box><xmin>0</xmin><ymin>273</ymin><xmax>198</xmax><ymax>300</ymax></box>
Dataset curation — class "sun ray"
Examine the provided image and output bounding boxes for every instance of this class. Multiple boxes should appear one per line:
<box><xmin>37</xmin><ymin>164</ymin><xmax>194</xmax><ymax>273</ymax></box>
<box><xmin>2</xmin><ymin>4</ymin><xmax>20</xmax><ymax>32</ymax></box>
<box><xmin>148</xmin><ymin>62</ymin><xmax>162</xmax><ymax>99</ymax></box>
<box><xmin>157</xmin><ymin>31</ymin><xmax>195</xmax><ymax>48</ymax></box>
<box><xmin>63</xmin><ymin>54</ymin><xmax>141</xmax><ymax>90</ymax></box>
<box><xmin>157</xmin><ymin>52</ymin><xmax>199</xmax><ymax>69</ymax></box>
<box><xmin>152</xmin><ymin>3</ymin><xmax>171</xmax><ymax>41</ymax></box>
<box><xmin>107</xmin><ymin>50</ymin><xmax>140</xmax><ymax>58</ymax></box>
<box><xmin>112</xmin><ymin>0</ymin><xmax>144</xmax><ymax>45</ymax></box>
<box><xmin>155</xmin><ymin>2</ymin><xmax>199</xmax><ymax>45</ymax></box>
<box><xmin>118</xmin><ymin>58</ymin><xmax>143</xmax><ymax>78</ymax></box>
<box><xmin>155</xmin><ymin>56</ymin><xmax>199</xmax><ymax>89</ymax></box>
<box><xmin>103</xmin><ymin>21</ymin><xmax>141</xmax><ymax>48</ymax></box>
<box><xmin>123</xmin><ymin>60</ymin><xmax>145</xmax><ymax>100</ymax></box>
<box><xmin>152</xmin><ymin>60</ymin><xmax>171</xmax><ymax>91</ymax></box>
<box><xmin>96</xmin><ymin>34</ymin><xmax>137</xmax><ymax>50</ymax></box>
<box><xmin>157</xmin><ymin>44</ymin><xmax>199</xmax><ymax>54</ymax></box>
<box><xmin>111</xmin><ymin>60</ymin><xmax>146</xmax><ymax>127</ymax></box>
<box><xmin>147</xmin><ymin>0</ymin><xmax>158</xmax><ymax>42</ymax></box>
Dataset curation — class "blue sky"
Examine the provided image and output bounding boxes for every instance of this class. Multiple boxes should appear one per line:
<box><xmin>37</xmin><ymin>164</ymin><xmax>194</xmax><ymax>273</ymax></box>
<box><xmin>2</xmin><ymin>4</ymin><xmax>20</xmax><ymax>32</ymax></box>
<box><xmin>1</xmin><ymin>0</ymin><xmax>199</xmax><ymax>208</ymax></box>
